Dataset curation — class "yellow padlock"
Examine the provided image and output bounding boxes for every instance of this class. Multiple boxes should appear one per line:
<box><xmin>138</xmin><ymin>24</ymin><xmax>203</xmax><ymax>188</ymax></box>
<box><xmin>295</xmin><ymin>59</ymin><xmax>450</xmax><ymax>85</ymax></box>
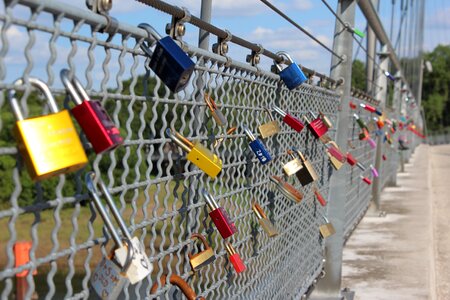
<box><xmin>8</xmin><ymin>78</ymin><xmax>88</xmax><ymax>181</ymax></box>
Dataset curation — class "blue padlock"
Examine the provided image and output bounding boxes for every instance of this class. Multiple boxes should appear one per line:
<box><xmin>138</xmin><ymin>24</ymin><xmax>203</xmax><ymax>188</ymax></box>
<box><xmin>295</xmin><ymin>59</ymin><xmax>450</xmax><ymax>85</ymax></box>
<box><xmin>274</xmin><ymin>51</ymin><xmax>307</xmax><ymax>90</ymax></box>
<box><xmin>138</xmin><ymin>23</ymin><xmax>195</xmax><ymax>93</ymax></box>
<box><xmin>243</xmin><ymin>125</ymin><xmax>272</xmax><ymax>165</ymax></box>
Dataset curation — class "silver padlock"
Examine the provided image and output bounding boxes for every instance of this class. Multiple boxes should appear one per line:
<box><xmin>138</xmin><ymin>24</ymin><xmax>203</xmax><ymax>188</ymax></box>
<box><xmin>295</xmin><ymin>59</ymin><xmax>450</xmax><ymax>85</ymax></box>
<box><xmin>86</xmin><ymin>173</ymin><xmax>130</xmax><ymax>300</ymax></box>
<box><xmin>86</xmin><ymin>172</ymin><xmax>152</xmax><ymax>286</ymax></box>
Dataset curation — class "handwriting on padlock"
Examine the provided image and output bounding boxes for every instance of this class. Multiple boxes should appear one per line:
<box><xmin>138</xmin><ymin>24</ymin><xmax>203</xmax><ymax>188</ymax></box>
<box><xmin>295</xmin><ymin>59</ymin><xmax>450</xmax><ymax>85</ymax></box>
<box><xmin>115</xmin><ymin>237</ymin><xmax>151</xmax><ymax>284</ymax></box>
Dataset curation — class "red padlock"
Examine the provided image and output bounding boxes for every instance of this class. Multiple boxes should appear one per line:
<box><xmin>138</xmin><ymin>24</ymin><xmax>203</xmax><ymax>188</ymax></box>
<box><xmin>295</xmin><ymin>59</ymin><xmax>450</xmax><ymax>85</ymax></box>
<box><xmin>61</xmin><ymin>69</ymin><xmax>123</xmax><ymax>154</ymax></box>
<box><xmin>202</xmin><ymin>189</ymin><xmax>237</xmax><ymax>239</ymax></box>
<box><xmin>360</xmin><ymin>103</ymin><xmax>376</xmax><ymax>113</ymax></box>
<box><xmin>314</xmin><ymin>188</ymin><xmax>327</xmax><ymax>207</ymax></box>
<box><xmin>272</xmin><ymin>105</ymin><xmax>305</xmax><ymax>132</ymax></box>
<box><xmin>304</xmin><ymin>112</ymin><xmax>328</xmax><ymax>139</ymax></box>
<box><xmin>346</xmin><ymin>152</ymin><xmax>357</xmax><ymax>166</ymax></box>
<box><xmin>326</xmin><ymin>142</ymin><xmax>345</xmax><ymax>162</ymax></box>
<box><xmin>349</xmin><ymin>101</ymin><xmax>357</xmax><ymax>110</ymax></box>
<box><xmin>359</xmin><ymin>128</ymin><xmax>370</xmax><ymax>141</ymax></box>
<box><xmin>382</xmin><ymin>154</ymin><xmax>387</xmax><ymax>161</ymax></box>
<box><xmin>361</xmin><ymin>176</ymin><xmax>372</xmax><ymax>185</ymax></box>
<box><xmin>226</xmin><ymin>242</ymin><xmax>246</xmax><ymax>274</ymax></box>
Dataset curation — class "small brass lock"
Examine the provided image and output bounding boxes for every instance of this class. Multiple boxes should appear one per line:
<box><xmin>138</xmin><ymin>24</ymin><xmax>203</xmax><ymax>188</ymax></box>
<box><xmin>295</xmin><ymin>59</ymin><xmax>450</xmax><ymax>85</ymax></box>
<box><xmin>188</xmin><ymin>233</ymin><xmax>216</xmax><ymax>271</ymax></box>
<box><xmin>258</xmin><ymin>107</ymin><xmax>281</xmax><ymax>139</ymax></box>
<box><xmin>325</xmin><ymin>141</ymin><xmax>345</xmax><ymax>170</ymax></box>
<box><xmin>270</xmin><ymin>175</ymin><xmax>303</xmax><ymax>203</ymax></box>
<box><xmin>294</xmin><ymin>150</ymin><xmax>318</xmax><ymax>186</ymax></box>
<box><xmin>319</xmin><ymin>111</ymin><xmax>333</xmax><ymax>129</ymax></box>
<box><xmin>319</xmin><ymin>215</ymin><xmax>336</xmax><ymax>238</ymax></box>
<box><xmin>252</xmin><ymin>203</ymin><xmax>278</xmax><ymax>237</ymax></box>
<box><xmin>282</xmin><ymin>150</ymin><xmax>303</xmax><ymax>176</ymax></box>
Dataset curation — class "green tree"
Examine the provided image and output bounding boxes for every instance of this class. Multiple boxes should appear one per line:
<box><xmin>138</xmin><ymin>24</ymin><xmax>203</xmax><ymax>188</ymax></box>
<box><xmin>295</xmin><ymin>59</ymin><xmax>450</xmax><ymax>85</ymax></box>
<box><xmin>352</xmin><ymin>59</ymin><xmax>367</xmax><ymax>91</ymax></box>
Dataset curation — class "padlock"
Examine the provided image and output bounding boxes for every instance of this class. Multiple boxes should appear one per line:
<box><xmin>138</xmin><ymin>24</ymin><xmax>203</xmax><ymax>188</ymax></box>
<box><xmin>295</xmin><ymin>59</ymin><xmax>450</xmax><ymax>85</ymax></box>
<box><xmin>319</xmin><ymin>215</ymin><xmax>336</xmax><ymax>238</ymax></box>
<box><xmin>367</xmin><ymin>137</ymin><xmax>377</xmax><ymax>149</ymax></box>
<box><xmin>202</xmin><ymin>189</ymin><xmax>237</xmax><ymax>239</ymax></box>
<box><xmin>369</xmin><ymin>164</ymin><xmax>379</xmax><ymax>177</ymax></box>
<box><xmin>282</xmin><ymin>150</ymin><xmax>303</xmax><ymax>176</ymax></box>
<box><xmin>270</xmin><ymin>175</ymin><xmax>303</xmax><ymax>203</ymax></box>
<box><xmin>252</xmin><ymin>203</ymin><xmax>278</xmax><ymax>237</ymax></box>
<box><xmin>273</xmin><ymin>51</ymin><xmax>307</xmax><ymax>90</ymax></box>
<box><xmin>361</xmin><ymin>175</ymin><xmax>372</xmax><ymax>185</ymax></box>
<box><xmin>85</xmin><ymin>172</ymin><xmax>152</xmax><ymax>285</ymax></box>
<box><xmin>188</xmin><ymin>233</ymin><xmax>216</xmax><ymax>271</ymax></box>
<box><xmin>349</xmin><ymin>101</ymin><xmax>357</xmax><ymax>110</ymax></box>
<box><xmin>303</xmin><ymin>111</ymin><xmax>329</xmax><ymax>139</ymax></box>
<box><xmin>150</xmin><ymin>274</ymin><xmax>205</xmax><ymax>300</ymax></box>
<box><xmin>319</xmin><ymin>111</ymin><xmax>333</xmax><ymax>129</ymax></box>
<box><xmin>60</xmin><ymin>69</ymin><xmax>123</xmax><ymax>154</ymax></box>
<box><xmin>314</xmin><ymin>187</ymin><xmax>327</xmax><ymax>207</ymax></box>
<box><xmin>8</xmin><ymin>77</ymin><xmax>87</xmax><ymax>181</ymax></box>
<box><xmin>346</xmin><ymin>152</ymin><xmax>357</xmax><ymax>166</ymax></box>
<box><xmin>356</xmin><ymin>161</ymin><xmax>366</xmax><ymax>172</ymax></box>
<box><xmin>353</xmin><ymin>113</ymin><xmax>368</xmax><ymax>130</ymax></box>
<box><xmin>225</xmin><ymin>242</ymin><xmax>246</xmax><ymax>274</ymax></box>
<box><xmin>258</xmin><ymin>107</ymin><xmax>281</xmax><ymax>139</ymax></box>
<box><xmin>243</xmin><ymin>125</ymin><xmax>272</xmax><ymax>165</ymax></box>
<box><xmin>382</xmin><ymin>154</ymin><xmax>387</xmax><ymax>161</ymax></box>
<box><xmin>359</xmin><ymin>128</ymin><xmax>370</xmax><ymax>141</ymax></box>
<box><xmin>325</xmin><ymin>142</ymin><xmax>345</xmax><ymax>170</ymax></box>
<box><xmin>204</xmin><ymin>92</ymin><xmax>227</xmax><ymax>127</ymax></box>
<box><xmin>166</xmin><ymin>128</ymin><xmax>222</xmax><ymax>178</ymax></box>
<box><xmin>138</xmin><ymin>23</ymin><xmax>195</xmax><ymax>93</ymax></box>
<box><xmin>294</xmin><ymin>150</ymin><xmax>318</xmax><ymax>186</ymax></box>
<box><xmin>375</xmin><ymin>117</ymin><xmax>385</xmax><ymax>129</ymax></box>
<box><xmin>272</xmin><ymin>105</ymin><xmax>305</xmax><ymax>132</ymax></box>
<box><xmin>213</xmin><ymin>126</ymin><xmax>237</xmax><ymax>148</ymax></box>
<box><xmin>360</xmin><ymin>103</ymin><xmax>383</xmax><ymax>116</ymax></box>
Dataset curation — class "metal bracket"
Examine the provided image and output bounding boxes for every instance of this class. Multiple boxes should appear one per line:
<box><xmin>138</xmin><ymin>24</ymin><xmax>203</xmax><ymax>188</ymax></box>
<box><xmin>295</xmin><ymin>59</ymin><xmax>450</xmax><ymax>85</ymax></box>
<box><xmin>246</xmin><ymin>44</ymin><xmax>264</xmax><ymax>66</ymax></box>
<box><xmin>166</xmin><ymin>6</ymin><xmax>191</xmax><ymax>41</ymax></box>
<box><xmin>212</xmin><ymin>29</ymin><xmax>232</xmax><ymax>56</ymax></box>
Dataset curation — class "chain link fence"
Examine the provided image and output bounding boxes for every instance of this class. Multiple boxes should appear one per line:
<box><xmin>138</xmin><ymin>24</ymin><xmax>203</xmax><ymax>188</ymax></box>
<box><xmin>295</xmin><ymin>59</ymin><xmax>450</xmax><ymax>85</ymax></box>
<box><xmin>0</xmin><ymin>1</ymin><xmax>341</xmax><ymax>299</ymax></box>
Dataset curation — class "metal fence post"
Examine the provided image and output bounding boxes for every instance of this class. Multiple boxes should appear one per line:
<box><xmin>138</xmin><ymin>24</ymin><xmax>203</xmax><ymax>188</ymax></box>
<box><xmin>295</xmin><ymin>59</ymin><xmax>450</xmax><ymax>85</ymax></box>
<box><xmin>370</xmin><ymin>46</ymin><xmax>389</xmax><ymax>211</ymax></box>
<box><xmin>387</xmin><ymin>70</ymin><xmax>402</xmax><ymax>186</ymax></box>
<box><xmin>312</xmin><ymin>1</ymin><xmax>356</xmax><ymax>298</ymax></box>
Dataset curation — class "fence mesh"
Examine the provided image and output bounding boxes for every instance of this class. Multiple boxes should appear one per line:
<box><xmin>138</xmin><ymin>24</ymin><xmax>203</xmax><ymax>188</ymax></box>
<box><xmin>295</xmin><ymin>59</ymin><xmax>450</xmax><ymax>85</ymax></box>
<box><xmin>0</xmin><ymin>1</ymin><xmax>343</xmax><ymax>299</ymax></box>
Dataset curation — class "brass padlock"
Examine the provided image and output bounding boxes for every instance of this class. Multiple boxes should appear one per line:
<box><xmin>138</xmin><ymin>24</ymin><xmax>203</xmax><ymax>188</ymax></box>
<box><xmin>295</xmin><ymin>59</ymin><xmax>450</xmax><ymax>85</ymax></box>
<box><xmin>8</xmin><ymin>78</ymin><xmax>87</xmax><ymax>181</ymax></box>
<box><xmin>294</xmin><ymin>150</ymin><xmax>318</xmax><ymax>186</ymax></box>
<box><xmin>282</xmin><ymin>150</ymin><xmax>303</xmax><ymax>176</ymax></box>
<box><xmin>252</xmin><ymin>203</ymin><xmax>278</xmax><ymax>237</ymax></box>
<box><xmin>150</xmin><ymin>274</ymin><xmax>205</xmax><ymax>300</ymax></box>
<box><xmin>258</xmin><ymin>107</ymin><xmax>281</xmax><ymax>139</ymax></box>
<box><xmin>270</xmin><ymin>175</ymin><xmax>303</xmax><ymax>203</ymax></box>
<box><xmin>204</xmin><ymin>92</ymin><xmax>227</xmax><ymax>127</ymax></box>
<box><xmin>319</xmin><ymin>111</ymin><xmax>333</xmax><ymax>129</ymax></box>
<box><xmin>319</xmin><ymin>215</ymin><xmax>336</xmax><ymax>238</ymax></box>
<box><xmin>188</xmin><ymin>233</ymin><xmax>216</xmax><ymax>271</ymax></box>
<box><xmin>325</xmin><ymin>141</ymin><xmax>345</xmax><ymax>170</ymax></box>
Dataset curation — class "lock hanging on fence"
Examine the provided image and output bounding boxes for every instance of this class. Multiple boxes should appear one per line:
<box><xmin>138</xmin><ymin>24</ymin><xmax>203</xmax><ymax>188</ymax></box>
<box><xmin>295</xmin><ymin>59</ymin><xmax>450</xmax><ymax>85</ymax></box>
<box><xmin>85</xmin><ymin>172</ymin><xmax>152</xmax><ymax>286</ymax></box>
<box><xmin>225</xmin><ymin>242</ymin><xmax>246</xmax><ymax>274</ymax></box>
<box><xmin>252</xmin><ymin>203</ymin><xmax>278</xmax><ymax>237</ymax></box>
<box><xmin>270</xmin><ymin>175</ymin><xmax>303</xmax><ymax>203</ymax></box>
<box><xmin>188</xmin><ymin>233</ymin><xmax>216</xmax><ymax>271</ymax></box>
<box><xmin>319</xmin><ymin>111</ymin><xmax>333</xmax><ymax>129</ymax></box>
<box><xmin>303</xmin><ymin>111</ymin><xmax>329</xmax><ymax>141</ymax></box>
<box><xmin>314</xmin><ymin>186</ymin><xmax>327</xmax><ymax>207</ymax></box>
<box><xmin>282</xmin><ymin>149</ymin><xmax>304</xmax><ymax>177</ymax></box>
<box><xmin>325</xmin><ymin>141</ymin><xmax>346</xmax><ymax>171</ymax></box>
<box><xmin>204</xmin><ymin>92</ymin><xmax>227</xmax><ymax>127</ymax></box>
<box><xmin>272</xmin><ymin>51</ymin><xmax>307</xmax><ymax>90</ymax></box>
<box><xmin>243</xmin><ymin>125</ymin><xmax>272</xmax><ymax>165</ymax></box>
<box><xmin>202</xmin><ymin>189</ymin><xmax>237</xmax><ymax>239</ymax></box>
<box><xmin>60</xmin><ymin>69</ymin><xmax>123</xmax><ymax>154</ymax></box>
<box><xmin>319</xmin><ymin>214</ymin><xmax>336</xmax><ymax>238</ymax></box>
<box><xmin>293</xmin><ymin>150</ymin><xmax>318</xmax><ymax>186</ymax></box>
<box><xmin>272</xmin><ymin>105</ymin><xmax>305</xmax><ymax>133</ymax></box>
<box><xmin>166</xmin><ymin>128</ymin><xmax>223</xmax><ymax>178</ymax></box>
<box><xmin>150</xmin><ymin>274</ymin><xmax>205</xmax><ymax>300</ymax></box>
<box><xmin>138</xmin><ymin>23</ymin><xmax>195</xmax><ymax>93</ymax></box>
<box><xmin>8</xmin><ymin>77</ymin><xmax>88</xmax><ymax>181</ymax></box>
<box><xmin>258</xmin><ymin>107</ymin><xmax>281</xmax><ymax>139</ymax></box>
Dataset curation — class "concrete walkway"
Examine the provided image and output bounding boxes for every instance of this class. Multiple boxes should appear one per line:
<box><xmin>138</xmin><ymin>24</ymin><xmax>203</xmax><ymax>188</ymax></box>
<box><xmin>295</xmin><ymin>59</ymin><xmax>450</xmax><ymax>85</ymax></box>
<box><xmin>342</xmin><ymin>144</ymin><xmax>450</xmax><ymax>300</ymax></box>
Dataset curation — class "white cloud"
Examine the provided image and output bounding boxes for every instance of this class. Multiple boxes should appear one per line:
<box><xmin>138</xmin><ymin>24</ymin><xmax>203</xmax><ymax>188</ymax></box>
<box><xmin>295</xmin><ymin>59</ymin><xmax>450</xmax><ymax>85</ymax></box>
<box><xmin>291</xmin><ymin>0</ymin><xmax>313</xmax><ymax>11</ymax></box>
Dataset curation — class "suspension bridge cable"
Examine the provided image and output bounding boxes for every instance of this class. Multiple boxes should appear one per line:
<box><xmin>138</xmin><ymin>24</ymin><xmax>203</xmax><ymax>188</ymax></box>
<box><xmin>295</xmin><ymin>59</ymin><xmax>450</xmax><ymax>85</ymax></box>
<box><xmin>258</xmin><ymin>0</ymin><xmax>344</xmax><ymax>61</ymax></box>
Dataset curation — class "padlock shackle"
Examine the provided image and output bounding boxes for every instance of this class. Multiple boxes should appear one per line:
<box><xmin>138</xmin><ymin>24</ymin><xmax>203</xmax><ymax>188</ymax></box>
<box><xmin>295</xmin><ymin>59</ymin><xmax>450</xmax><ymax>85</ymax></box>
<box><xmin>188</xmin><ymin>233</ymin><xmax>211</xmax><ymax>260</ymax></box>
<box><xmin>60</xmin><ymin>69</ymin><xmax>91</xmax><ymax>106</ymax></box>
<box><xmin>85</xmin><ymin>173</ymin><xmax>123</xmax><ymax>248</ymax></box>
<box><xmin>225</xmin><ymin>242</ymin><xmax>236</xmax><ymax>256</ymax></box>
<box><xmin>166</xmin><ymin>128</ymin><xmax>193</xmax><ymax>153</ymax></box>
<box><xmin>150</xmin><ymin>274</ymin><xmax>203</xmax><ymax>300</ymax></box>
<box><xmin>8</xmin><ymin>78</ymin><xmax>59</xmax><ymax>121</ymax></box>
<box><xmin>272</xmin><ymin>105</ymin><xmax>286</xmax><ymax>118</ymax></box>
<box><xmin>321</xmin><ymin>213</ymin><xmax>330</xmax><ymax>224</ymax></box>
<box><xmin>202</xmin><ymin>189</ymin><xmax>219</xmax><ymax>211</ymax></box>
<box><xmin>308</xmin><ymin>111</ymin><xmax>317</xmax><ymax>120</ymax></box>
<box><xmin>356</xmin><ymin>162</ymin><xmax>366</xmax><ymax>171</ymax></box>
<box><xmin>252</xmin><ymin>203</ymin><xmax>267</xmax><ymax>220</ymax></box>
<box><xmin>138</xmin><ymin>23</ymin><xmax>162</xmax><ymax>57</ymax></box>
<box><xmin>204</xmin><ymin>93</ymin><xmax>218</xmax><ymax>112</ymax></box>
<box><xmin>270</xmin><ymin>175</ymin><xmax>302</xmax><ymax>203</ymax></box>
<box><xmin>293</xmin><ymin>148</ymin><xmax>306</xmax><ymax>163</ymax></box>
<box><xmin>242</xmin><ymin>125</ymin><xmax>256</xmax><ymax>141</ymax></box>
